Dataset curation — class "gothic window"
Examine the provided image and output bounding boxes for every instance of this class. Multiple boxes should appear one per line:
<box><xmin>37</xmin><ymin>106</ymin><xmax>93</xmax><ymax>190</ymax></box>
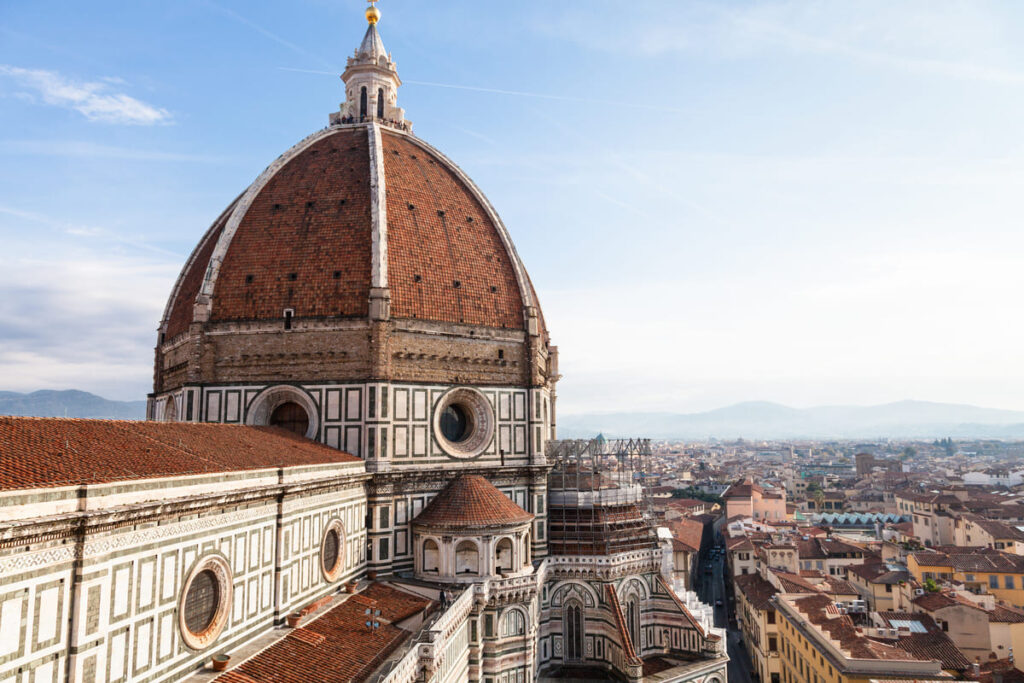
<box><xmin>627</xmin><ymin>597</ymin><xmax>640</xmax><ymax>650</ymax></box>
<box><xmin>564</xmin><ymin>601</ymin><xmax>583</xmax><ymax>660</ymax></box>
<box><xmin>377</xmin><ymin>88</ymin><xmax>385</xmax><ymax>118</ymax></box>
<box><xmin>423</xmin><ymin>539</ymin><xmax>439</xmax><ymax>573</ymax></box>
<box><xmin>360</xmin><ymin>87</ymin><xmax>368</xmax><ymax>119</ymax></box>
<box><xmin>455</xmin><ymin>540</ymin><xmax>479</xmax><ymax>575</ymax></box>
<box><xmin>502</xmin><ymin>609</ymin><xmax>526</xmax><ymax>637</ymax></box>
<box><xmin>495</xmin><ymin>538</ymin><xmax>513</xmax><ymax>572</ymax></box>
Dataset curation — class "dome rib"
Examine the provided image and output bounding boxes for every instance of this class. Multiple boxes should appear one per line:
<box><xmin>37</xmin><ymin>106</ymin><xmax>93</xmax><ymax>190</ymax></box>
<box><xmin>160</xmin><ymin>123</ymin><xmax>545</xmax><ymax>336</ymax></box>
<box><xmin>413</xmin><ymin>474</ymin><xmax>533</xmax><ymax>529</ymax></box>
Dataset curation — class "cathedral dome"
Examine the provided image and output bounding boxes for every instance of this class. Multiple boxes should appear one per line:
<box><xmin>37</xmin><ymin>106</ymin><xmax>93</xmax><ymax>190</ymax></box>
<box><xmin>151</xmin><ymin>6</ymin><xmax>557</xmax><ymax>456</ymax></box>
<box><xmin>161</xmin><ymin>124</ymin><xmax>542</xmax><ymax>340</ymax></box>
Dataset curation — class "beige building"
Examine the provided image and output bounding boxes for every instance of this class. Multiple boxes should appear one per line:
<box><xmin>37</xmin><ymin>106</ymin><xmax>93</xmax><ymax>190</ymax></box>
<box><xmin>723</xmin><ymin>478</ymin><xmax>787</xmax><ymax>522</ymax></box>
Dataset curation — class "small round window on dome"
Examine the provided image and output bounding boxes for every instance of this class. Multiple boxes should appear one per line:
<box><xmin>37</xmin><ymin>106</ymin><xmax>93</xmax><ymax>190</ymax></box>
<box><xmin>440</xmin><ymin>404</ymin><xmax>469</xmax><ymax>443</ymax></box>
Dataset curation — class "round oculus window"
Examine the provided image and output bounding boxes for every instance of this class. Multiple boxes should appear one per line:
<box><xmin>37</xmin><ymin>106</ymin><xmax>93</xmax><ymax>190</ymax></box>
<box><xmin>440</xmin><ymin>404</ymin><xmax>470</xmax><ymax>443</ymax></box>
<box><xmin>184</xmin><ymin>570</ymin><xmax>219</xmax><ymax>635</ymax></box>
<box><xmin>320</xmin><ymin>519</ymin><xmax>346</xmax><ymax>582</ymax></box>
<box><xmin>178</xmin><ymin>554</ymin><xmax>232</xmax><ymax>650</ymax></box>
<box><xmin>433</xmin><ymin>388</ymin><xmax>495</xmax><ymax>458</ymax></box>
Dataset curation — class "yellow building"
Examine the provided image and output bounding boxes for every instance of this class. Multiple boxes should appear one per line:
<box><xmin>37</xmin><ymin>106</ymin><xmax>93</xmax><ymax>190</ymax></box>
<box><xmin>908</xmin><ymin>548</ymin><xmax>1024</xmax><ymax>608</ymax></box>
<box><xmin>775</xmin><ymin>593</ymin><xmax>949</xmax><ymax>682</ymax></box>
<box><xmin>734</xmin><ymin>573</ymin><xmax>783</xmax><ymax>683</ymax></box>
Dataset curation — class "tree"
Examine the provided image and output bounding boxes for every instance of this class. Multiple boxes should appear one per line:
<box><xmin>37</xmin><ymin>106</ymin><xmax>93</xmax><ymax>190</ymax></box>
<box><xmin>901</xmin><ymin>446</ymin><xmax>917</xmax><ymax>460</ymax></box>
<box><xmin>923</xmin><ymin>578</ymin><xmax>940</xmax><ymax>593</ymax></box>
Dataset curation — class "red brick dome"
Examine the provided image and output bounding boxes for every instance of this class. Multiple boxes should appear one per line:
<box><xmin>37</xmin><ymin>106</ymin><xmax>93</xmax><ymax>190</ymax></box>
<box><xmin>413</xmin><ymin>474</ymin><xmax>533</xmax><ymax>529</ymax></box>
<box><xmin>160</xmin><ymin>124</ymin><xmax>543</xmax><ymax>341</ymax></box>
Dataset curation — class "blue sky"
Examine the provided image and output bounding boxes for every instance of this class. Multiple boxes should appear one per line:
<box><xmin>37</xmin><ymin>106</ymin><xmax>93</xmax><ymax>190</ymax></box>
<box><xmin>2</xmin><ymin>0</ymin><xmax>1024</xmax><ymax>414</ymax></box>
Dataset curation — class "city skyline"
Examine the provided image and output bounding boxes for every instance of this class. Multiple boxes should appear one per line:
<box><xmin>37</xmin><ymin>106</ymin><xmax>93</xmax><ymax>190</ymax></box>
<box><xmin>2</xmin><ymin>0</ymin><xmax>1023</xmax><ymax>413</ymax></box>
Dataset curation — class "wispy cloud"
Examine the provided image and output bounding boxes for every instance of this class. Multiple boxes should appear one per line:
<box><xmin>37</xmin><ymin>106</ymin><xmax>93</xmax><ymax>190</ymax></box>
<box><xmin>0</xmin><ymin>65</ymin><xmax>171</xmax><ymax>124</ymax></box>
<box><xmin>540</xmin><ymin>0</ymin><xmax>1024</xmax><ymax>85</ymax></box>
<box><xmin>204</xmin><ymin>2</ymin><xmax>332</xmax><ymax>69</ymax></box>
<box><xmin>0</xmin><ymin>140</ymin><xmax>224</xmax><ymax>163</ymax></box>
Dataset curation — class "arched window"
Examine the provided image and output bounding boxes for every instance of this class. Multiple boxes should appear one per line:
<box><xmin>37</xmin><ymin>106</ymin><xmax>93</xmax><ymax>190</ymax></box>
<box><xmin>627</xmin><ymin>597</ymin><xmax>640</xmax><ymax>650</ymax></box>
<box><xmin>495</xmin><ymin>538</ymin><xmax>513</xmax><ymax>572</ymax></box>
<box><xmin>423</xmin><ymin>539</ymin><xmax>439</xmax><ymax>573</ymax></box>
<box><xmin>502</xmin><ymin>609</ymin><xmax>526</xmax><ymax>637</ymax></box>
<box><xmin>455</xmin><ymin>540</ymin><xmax>479</xmax><ymax>575</ymax></box>
<box><xmin>359</xmin><ymin>87</ymin><xmax>367</xmax><ymax>119</ymax></box>
<box><xmin>377</xmin><ymin>88</ymin><xmax>385</xmax><ymax>118</ymax></box>
<box><xmin>163</xmin><ymin>397</ymin><xmax>177</xmax><ymax>422</ymax></box>
<box><xmin>269</xmin><ymin>402</ymin><xmax>309</xmax><ymax>436</ymax></box>
<box><xmin>564</xmin><ymin>600</ymin><xmax>583</xmax><ymax>660</ymax></box>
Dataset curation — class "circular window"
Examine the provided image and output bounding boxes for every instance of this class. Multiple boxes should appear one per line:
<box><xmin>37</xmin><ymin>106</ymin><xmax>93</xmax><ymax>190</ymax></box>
<box><xmin>270</xmin><ymin>402</ymin><xmax>310</xmax><ymax>436</ymax></box>
<box><xmin>184</xmin><ymin>570</ymin><xmax>219</xmax><ymax>634</ymax></box>
<box><xmin>321</xmin><ymin>519</ymin><xmax>346</xmax><ymax>582</ymax></box>
<box><xmin>433</xmin><ymin>388</ymin><xmax>495</xmax><ymax>459</ymax></box>
<box><xmin>179</xmin><ymin>555</ymin><xmax>232</xmax><ymax>650</ymax></box>
<box><xmin>440</xmin><ymin>404</ymin><xmax>470</xmax><ymax>443</ymax></box>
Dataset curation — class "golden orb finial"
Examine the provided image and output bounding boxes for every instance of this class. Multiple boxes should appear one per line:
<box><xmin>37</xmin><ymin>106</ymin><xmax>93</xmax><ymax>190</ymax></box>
<box><xmin>366</xmin><ymin>0</ymin><xmax>380</xmax><ymax>25</ymax></box>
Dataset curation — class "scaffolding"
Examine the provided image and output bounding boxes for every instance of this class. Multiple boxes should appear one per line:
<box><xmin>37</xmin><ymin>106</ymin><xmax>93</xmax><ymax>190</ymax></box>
<box><xmin>546</xmin><ymin>437</ymin><xmax>660</xmax><ymax>557</ymax></box>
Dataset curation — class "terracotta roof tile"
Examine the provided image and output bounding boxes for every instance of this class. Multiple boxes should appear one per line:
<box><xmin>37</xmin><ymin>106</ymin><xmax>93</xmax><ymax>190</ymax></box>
<box><xmin>216</xmin><ymin>583</ymin><xmax>433</xmax><ymax>683</ymax></box>
<box><xmin>734</xmin><ymin>573</ymin><xmax>779</xmax><ymax>610</ymax></box>
<box><xmin>413</xmin><ymin>474</ymin><xmax>532</xmax><ymax>529</ymax></box>
<box><xmin>873</xmin><ymin>612</ymin><xmax>972</xmax><ymax>672</ymax></box>
<box><xmin>666</xmin><ymin>517</ymin><xmax>704</xmax><ymax>553</ymax></box>
<box><xmin>0</xmin><ymin>417</ymin><xmax>358</xmax><ymax>490</ymax></box>
<box><xmin>382</xmin><ymin>132</ymin><xmax>524</xmax><ymax>330</ymax></box>
<box><xmin>211</xmin><ymin>129</ymin><xmax>373</xmax><ymax>323</ymax></box>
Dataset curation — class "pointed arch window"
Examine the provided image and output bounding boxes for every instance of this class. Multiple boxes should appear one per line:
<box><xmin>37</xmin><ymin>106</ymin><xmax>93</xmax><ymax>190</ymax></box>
<box><xmin>360</xmin><ymin>87</ymin><xmax>368</xmax><ymax>119</ymax></box>
<box><xmin>626</xmin><ymin>597</ymin><xmax>641</xmax><ymax>651</ymax></box>
<box><xmin>377</xmin><ymin>88</ymin><xmax>385</xmax><ymax>118</ymax></box>
<box><xmin>564</xmin><ymin>600</ymin><xmax>583</xmax><ymax>661</ymax></box>
<box><xmin>502</xmin><ymin>609</ymin><xmax>526</xmax><ymax>637</ymax></box>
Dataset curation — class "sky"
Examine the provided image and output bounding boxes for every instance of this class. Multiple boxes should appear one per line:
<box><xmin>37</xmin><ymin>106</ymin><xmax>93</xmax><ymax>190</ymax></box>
<box><xmin>2</xmin><ymin>0</ymin><xmax>1024</xmax><ymax>415</ymax></box>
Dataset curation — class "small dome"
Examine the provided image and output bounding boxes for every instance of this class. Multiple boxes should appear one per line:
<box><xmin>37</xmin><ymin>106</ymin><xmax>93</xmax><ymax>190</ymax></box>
<box><xmin>414</xmin><ymin>474</ymin><xmax>533</xmax><ymax>529</ymax></box>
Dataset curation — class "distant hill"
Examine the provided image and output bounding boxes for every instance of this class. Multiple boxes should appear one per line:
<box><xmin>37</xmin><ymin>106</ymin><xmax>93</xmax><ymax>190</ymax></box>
<box><xmin>0</xmin><ymin>390</ymin><xmax>146</xmax><ymax>420</ymax></box>
<box><xmin>558</xmin><ymin>400</ymin><xmax>1024</xmax><ymax>440</ymax></box>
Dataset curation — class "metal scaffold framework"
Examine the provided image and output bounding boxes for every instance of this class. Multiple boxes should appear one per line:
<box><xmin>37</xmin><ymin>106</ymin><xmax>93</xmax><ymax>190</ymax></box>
<box><xmin>545</xmin><ymin>437</ymin><xmax>660</xmax><ymax>557</ymax></box>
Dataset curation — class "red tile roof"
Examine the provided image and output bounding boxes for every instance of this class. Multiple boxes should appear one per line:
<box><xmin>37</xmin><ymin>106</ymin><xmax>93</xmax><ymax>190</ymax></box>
<box><xmin>786</xmin><ymin>594</ymin><xmax>919</xmax><ymax>661</ymax></box>
<box><xmin>167</xmin><ymin>125</ymin><xmax>540</xmax><ymax>335</ymax></box>
<box><xmin>666</xmin><ymin>517</ymin><xmax>704</xmax><ymax>553</ymax></box>
<box><xmin>382</xmin><ymin>131</ymin><xmax>524</xmax><ymax>329</ymax></box>
<box><xmin>734</xmin><ymin>573</ymin><xmax>779</xmax><ymax>610</ymax></box>
<box><xmin>413</xmin><ymin>474</ymin><xmax>532</xmax><ymax>529</ymax></box>
<box><xmin>216</xmin><ymin>583</ymin><xmax>433</xmax><ymax>683</ymax></box>
<box><xmin>873</xmin><ymin>612</ymin><xmax>972</xmax><ymax>672</ymax></box>
<box><xmin>0</xmin><ymin>418</ymin><xmax>359</xmax><ymax>490</ymax></box>
<box><xmin>211</xmin><ymin>129</ymin><xmax>374</xmax><ymax>324</ymax></box>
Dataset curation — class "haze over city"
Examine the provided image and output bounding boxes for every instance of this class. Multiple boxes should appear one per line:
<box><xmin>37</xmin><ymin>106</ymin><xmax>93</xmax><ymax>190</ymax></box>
<box><xmin>3</xmin><ymin>0</ymin><xmax>1024</xmax><ymax>415</ymax></box>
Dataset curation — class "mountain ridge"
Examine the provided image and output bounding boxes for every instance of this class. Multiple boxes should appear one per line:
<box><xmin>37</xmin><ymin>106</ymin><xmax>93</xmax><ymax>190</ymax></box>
<box><xmin>0</xmin><ymin>390</ymin><xmax>147</xmax><ymax>420</ymax></box>
<box><xmin>558</xmin><ymin>399</ymin><xmax>1024</xmax><ymax>439</ymax></box>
